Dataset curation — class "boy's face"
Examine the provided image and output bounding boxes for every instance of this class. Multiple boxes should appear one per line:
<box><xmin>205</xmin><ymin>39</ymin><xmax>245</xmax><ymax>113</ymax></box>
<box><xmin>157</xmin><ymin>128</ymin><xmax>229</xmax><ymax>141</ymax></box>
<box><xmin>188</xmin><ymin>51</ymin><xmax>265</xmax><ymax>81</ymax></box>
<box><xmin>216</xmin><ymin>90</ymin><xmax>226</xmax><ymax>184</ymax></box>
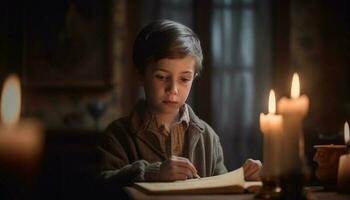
<box><xmin>141</xmin><ymin>55</ymin><xmax>196</xmax><ymax>115</ymax></box>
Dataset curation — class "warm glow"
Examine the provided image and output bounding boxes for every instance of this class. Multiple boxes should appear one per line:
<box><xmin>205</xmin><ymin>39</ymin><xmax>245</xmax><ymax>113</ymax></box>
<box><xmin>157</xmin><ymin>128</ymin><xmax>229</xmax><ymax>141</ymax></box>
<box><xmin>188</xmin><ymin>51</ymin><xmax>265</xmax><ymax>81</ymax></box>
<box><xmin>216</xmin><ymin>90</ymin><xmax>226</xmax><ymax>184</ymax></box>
<box><xmin>345</xmin><ymin>122</ymin><xmax>349</xmax><ymax>144</ymax></box>
<box><xmin>1</xmin><ymin>74</ymin><xmax>21</xmax><ymax>126</ymax></box>
<box><xmin>291</xmin><ymin>73</ymin><xmax>300</xmax><ymax>99</ymax></box>
<box><xmin>268</xmin><ymin>90</ymin><xmax>276</xmax><ymax>114</ymax></box>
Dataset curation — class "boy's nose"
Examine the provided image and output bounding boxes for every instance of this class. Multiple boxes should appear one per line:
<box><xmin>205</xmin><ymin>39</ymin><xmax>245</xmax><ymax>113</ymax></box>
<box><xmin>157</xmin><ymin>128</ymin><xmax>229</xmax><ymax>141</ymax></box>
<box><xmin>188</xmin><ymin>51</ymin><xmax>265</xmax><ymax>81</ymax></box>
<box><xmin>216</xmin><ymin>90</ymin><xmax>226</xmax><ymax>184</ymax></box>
<box><xmin>166</xmin><ymin>81</ymin><xmax>178</xmax><ymax>95</ymax></box>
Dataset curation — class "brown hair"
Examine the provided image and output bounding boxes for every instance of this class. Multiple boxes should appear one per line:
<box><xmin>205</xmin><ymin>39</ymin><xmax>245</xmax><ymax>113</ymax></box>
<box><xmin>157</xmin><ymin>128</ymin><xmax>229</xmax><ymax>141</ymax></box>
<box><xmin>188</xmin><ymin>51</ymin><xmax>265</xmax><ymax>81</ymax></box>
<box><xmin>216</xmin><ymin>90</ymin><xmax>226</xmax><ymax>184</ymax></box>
<box><xmin>132</xmin><ymin>20</ymin><xmax>203</xmax><ymax>76</ymax></box>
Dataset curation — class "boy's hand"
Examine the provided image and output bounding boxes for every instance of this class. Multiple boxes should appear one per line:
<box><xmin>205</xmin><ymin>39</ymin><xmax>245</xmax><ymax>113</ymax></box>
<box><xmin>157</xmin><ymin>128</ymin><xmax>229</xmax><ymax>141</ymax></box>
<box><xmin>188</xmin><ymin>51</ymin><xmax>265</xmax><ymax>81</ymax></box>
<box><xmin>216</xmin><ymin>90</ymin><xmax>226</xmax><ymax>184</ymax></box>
<box><xmin>243</xmin><ymin>159</ymin><xmax>262</xmax><ymax>181</ymax></box>
<box><xmin>158</xmin><ymin>156</ymin><xmax>198</xmax><ymax>181</ymax></box>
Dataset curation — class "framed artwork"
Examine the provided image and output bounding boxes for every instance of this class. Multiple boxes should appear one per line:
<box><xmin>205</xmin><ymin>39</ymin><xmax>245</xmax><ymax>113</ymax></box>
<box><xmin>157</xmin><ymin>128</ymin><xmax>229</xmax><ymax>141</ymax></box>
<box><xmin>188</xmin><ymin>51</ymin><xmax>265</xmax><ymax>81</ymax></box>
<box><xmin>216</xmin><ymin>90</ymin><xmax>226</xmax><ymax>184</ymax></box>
<box><xmin>22</xmin><ymin>0</ymin><xmax>112</xmax><ymax>89</ymax></box>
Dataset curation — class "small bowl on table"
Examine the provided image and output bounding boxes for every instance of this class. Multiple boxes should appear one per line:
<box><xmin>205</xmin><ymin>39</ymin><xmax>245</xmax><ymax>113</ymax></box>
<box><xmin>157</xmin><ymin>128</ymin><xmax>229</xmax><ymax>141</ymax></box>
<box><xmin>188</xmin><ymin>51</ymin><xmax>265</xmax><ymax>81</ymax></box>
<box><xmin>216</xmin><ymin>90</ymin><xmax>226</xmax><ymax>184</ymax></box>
<box><xmin>313</xmin><ymin>144</ymin><xmax>347</xmax><ymax>190</ymax></box>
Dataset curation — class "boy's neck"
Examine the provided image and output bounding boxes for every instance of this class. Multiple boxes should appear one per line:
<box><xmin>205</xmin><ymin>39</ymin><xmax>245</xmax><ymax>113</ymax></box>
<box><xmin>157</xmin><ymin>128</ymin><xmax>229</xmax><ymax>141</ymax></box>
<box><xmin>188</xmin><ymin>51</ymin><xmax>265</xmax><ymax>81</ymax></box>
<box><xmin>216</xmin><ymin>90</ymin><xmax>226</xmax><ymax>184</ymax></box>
<box><xmin>154</xmin><ymin>110</ymin><xmax>179</xmax><ymax>130</ymax></box>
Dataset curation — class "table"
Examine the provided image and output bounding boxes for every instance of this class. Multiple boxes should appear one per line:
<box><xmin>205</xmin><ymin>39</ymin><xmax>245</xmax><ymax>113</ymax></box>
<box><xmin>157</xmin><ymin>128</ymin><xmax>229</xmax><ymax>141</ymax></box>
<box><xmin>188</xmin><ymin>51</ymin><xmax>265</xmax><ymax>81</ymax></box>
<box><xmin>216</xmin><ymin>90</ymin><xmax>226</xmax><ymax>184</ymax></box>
<box><xmin>124</xmin><ymin>187</ymin><xmax>350</xmax><ymax>200</ymax></box>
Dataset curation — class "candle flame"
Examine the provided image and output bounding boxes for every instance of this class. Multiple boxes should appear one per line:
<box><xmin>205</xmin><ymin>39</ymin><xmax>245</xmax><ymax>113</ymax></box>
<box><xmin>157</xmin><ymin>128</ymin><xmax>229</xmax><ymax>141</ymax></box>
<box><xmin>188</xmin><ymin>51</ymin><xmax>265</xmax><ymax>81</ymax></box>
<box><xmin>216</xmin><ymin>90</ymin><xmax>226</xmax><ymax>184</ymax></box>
<box><xmin>268</xmin><ymin>90</ymin><xmax>276</xmax><ymax>114</ymax></box>
<box><xmin>291</xmin><ymin>73</ymin><xmax>300</xmax><ymax>99</ymax></box>
<box><xmin>1</xmin><ymin>74</ymin><xmax>21</xmax><ymax>126</ymax></box>
<box><xmin>345</xmin><ymin>122</ymin><xmax>349</xmax><ymax>144</ymax></box>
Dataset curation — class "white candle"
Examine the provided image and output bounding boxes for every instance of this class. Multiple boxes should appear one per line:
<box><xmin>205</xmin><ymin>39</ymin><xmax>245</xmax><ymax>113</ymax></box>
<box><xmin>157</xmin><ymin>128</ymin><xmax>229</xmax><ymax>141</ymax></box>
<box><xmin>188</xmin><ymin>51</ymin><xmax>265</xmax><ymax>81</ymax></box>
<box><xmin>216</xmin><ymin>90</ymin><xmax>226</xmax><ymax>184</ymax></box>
<box><xmin>260</xmin><ymin>90</ymin><xmax>283</xmax><ymax>177</ymax></box>
<box><xmin>338</xmin><ymin>122</ymin><xmax>350</xmax><ymax>191</ymax></box>
<box><xmin>344</xmin><ymin>122</ymin><xmax>349</xmax><ymax>148</ymax></box>
<box><xmin>0</xmin><ymin>74</ymin><xmax>43</xmax><ymax>175</ymax></box>
<box><xmin>277</xmin><ymin>73</ymin><xmax>309</xmax><ymax>173</ymax></box>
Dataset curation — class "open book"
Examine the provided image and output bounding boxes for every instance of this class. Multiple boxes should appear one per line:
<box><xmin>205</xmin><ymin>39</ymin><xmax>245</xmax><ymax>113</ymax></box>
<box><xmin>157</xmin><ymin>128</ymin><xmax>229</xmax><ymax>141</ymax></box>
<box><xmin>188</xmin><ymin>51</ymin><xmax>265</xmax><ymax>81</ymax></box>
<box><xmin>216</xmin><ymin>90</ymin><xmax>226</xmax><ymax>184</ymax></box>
<box><xmin>134</xmin><ymin>167</ymin><xmax>262</xmax><ymax>194</ymax></box>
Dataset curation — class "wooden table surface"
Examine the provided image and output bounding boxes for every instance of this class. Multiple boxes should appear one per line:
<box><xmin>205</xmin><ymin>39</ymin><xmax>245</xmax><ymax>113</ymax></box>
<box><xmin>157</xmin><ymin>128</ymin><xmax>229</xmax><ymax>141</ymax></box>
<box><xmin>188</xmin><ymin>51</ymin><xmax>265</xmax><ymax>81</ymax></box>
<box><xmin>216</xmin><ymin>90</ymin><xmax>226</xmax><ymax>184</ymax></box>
<box><xmin>124</xmin><ymin>187</ymin><xmax>350</xmax><ymax>200</ymax></box>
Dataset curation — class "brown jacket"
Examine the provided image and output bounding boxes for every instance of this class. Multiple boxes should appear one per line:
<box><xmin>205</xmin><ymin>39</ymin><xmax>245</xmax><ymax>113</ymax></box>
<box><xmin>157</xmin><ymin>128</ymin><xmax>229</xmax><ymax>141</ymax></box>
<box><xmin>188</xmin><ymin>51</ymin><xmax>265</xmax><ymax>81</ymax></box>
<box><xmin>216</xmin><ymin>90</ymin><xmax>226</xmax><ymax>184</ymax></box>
<box><xmin>96</xmin><ymin>103</ymin><xmax>227</xmax><ymax>186</ymax></box>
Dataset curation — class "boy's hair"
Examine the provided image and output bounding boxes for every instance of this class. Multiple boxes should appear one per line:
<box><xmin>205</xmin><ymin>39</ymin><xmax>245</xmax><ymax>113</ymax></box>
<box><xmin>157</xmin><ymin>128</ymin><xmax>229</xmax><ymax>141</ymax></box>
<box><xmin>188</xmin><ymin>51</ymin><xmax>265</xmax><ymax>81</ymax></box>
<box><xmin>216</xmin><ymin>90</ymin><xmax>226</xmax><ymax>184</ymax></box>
<box><xmin>132</xmin><ymin>20</ymin><xmax>203</xmax><ymax>76</ymax></box>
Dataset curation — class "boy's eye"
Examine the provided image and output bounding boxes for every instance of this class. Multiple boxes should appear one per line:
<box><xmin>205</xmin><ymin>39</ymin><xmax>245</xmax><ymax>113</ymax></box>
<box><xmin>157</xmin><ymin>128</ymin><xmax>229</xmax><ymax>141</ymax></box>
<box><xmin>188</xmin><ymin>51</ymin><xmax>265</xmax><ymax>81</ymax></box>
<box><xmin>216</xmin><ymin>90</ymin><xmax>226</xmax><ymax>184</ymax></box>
<box><xmin>180</xmin><ymin>76</ymin><xmax>192</xmax><ymax>83</ymax></box>
<box><xmin>155</xmin><ymin>74</ymin><xmax>168</xmax><ymax>80</ymax></box>
<box><xmin>181</xmin><ymin>78</ymin><xmax>190</xmax><ymax>82</ymax></box>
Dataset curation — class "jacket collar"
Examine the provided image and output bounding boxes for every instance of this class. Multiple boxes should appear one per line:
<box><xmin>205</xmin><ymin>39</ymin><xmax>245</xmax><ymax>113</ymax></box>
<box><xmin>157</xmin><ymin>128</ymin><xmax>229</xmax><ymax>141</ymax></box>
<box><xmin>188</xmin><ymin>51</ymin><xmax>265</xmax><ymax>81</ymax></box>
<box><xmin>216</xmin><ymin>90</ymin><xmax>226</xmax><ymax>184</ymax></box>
<box><xmin>128</xmin><ymin>100</ymin><xmax>205</xmax><ymax>135</ymax></box>
<box><xmin>186</xmin><ymin>105</ymin><xmax>205</xmax><ymax>133</ymax></box>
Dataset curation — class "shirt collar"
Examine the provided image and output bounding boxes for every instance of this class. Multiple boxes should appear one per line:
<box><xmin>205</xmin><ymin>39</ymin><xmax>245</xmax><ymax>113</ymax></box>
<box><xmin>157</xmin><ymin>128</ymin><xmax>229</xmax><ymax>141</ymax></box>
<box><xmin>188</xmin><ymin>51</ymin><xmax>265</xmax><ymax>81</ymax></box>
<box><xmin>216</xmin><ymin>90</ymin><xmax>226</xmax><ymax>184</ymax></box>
<box><xmin>130</xmin><ymin>100</ymin><xmax>190</xmax><ymax>134</ymax></box>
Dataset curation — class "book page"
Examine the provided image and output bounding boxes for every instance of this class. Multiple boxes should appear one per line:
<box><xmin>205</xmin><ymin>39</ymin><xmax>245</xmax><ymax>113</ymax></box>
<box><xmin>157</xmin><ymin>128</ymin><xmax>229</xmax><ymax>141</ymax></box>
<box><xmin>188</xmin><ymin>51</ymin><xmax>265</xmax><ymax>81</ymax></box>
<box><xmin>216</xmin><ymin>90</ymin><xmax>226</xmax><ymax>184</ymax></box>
<box><xmin>134</xmin><ymin>167</ymin><xmax>247</xmax><ymax>194</ymax></box>
<box><xmin>244</xmin><ymin>181</ymin><xmax>263</xmax><ymax>193</ymax></box>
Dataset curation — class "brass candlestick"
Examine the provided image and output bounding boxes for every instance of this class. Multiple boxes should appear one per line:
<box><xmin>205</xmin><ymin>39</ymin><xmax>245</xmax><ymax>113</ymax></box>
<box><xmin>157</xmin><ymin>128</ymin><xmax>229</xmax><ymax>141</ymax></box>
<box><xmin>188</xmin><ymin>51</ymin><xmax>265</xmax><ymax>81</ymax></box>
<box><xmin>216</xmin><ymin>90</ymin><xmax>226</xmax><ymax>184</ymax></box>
<box><xmin>255</xmin><ymin>176</ymin><xmax>280</xmax><ymax>199</ymax></box>
<box><xmin>280</xmin><ymin>134</ymin><xmax>310</xmax><ymax>200</ymax></box>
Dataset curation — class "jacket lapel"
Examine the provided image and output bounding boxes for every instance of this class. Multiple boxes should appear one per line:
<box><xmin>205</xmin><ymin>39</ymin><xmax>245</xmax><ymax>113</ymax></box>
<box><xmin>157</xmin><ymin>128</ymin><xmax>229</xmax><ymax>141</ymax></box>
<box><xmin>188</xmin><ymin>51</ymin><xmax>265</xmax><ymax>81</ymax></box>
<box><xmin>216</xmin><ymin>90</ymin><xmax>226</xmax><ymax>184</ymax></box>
<box><xmin>135</xmin><ymin>130</ymin><xmax>167</xmax><ymax>160</ymax></box>
<box><xmin>187</xmin><ymin>126</ymin><xmax>202</xmax><ymax>160</ymax></box>
<box><xmin>186</xmin><ymin>105</ymin><xmax>205</xmax><ymax>162</ymax></box>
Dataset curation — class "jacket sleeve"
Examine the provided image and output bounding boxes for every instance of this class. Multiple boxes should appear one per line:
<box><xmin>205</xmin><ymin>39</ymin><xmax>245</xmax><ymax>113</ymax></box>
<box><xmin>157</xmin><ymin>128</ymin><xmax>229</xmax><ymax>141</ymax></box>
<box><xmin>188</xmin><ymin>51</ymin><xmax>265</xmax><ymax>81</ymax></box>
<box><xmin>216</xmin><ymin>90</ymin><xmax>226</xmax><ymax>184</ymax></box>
<box><xmin>95</xmin><ymin>121</ymin><xmax>161</xmax><ymax>187</ymax></box>
<box><xmin>212</xmin><ymin>133</ymin><xmax>228</xmax><ymax>176</ymax></box>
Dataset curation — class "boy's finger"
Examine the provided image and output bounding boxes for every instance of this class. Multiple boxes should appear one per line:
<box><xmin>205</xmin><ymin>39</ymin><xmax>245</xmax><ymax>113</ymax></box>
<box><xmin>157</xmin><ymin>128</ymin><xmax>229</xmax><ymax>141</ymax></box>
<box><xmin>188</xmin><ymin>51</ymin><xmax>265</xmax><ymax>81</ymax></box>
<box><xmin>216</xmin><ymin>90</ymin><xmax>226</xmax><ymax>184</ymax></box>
<box><xmin>171</xmin><ymin>156</ymin><xmax>195</xmax><ymax>166</ymax></box>
<box><xmin>175</xmin><ymin>160</ymin><xmax>197</xmax><ymax>174</ymax></box>
<box><xmin>245</xmin><ymin>163</ymin><xmax>259</xmax><ymax>174</ymax></box>
<box><xmin>243</xmin><ymin>162</ymin><xmax>253</xmax><ymax>172</ymax></box>
<box><xmin>245</xmin><ymin>167</ymin><xmax>260</xmax><ymax>180</ymax></box>
<box><xmin>171</xmin><ymin>156</ymin><xmax>190</xmax><ymax>162</ymax></box>
<box><xmin>168</xmin><ymin>164</ymin><xmax>194</xmax><ymax>180</ymax></box>
<box><xmin>245</xmin><ymin>167</ymin><xmax>257</xmax><ymax>177</ymax></box>
<box><xmin>176</xmin><ymin>167</ymin><xmax>194</xmax><ymax>179</ymax></box>
<box><xmin>171</xmin><ymin>157</ymin><xmax>197</xmax><ymax>175</ymax></box>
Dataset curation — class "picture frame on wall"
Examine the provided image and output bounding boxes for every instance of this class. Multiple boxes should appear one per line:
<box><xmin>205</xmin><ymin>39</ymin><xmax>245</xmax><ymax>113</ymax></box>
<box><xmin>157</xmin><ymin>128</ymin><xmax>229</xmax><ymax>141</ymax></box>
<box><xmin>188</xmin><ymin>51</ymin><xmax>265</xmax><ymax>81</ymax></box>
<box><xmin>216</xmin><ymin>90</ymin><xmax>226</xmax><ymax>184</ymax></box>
<box><xmin>22</xmin><ymin>0</ymin><xmax>112</xmax><ymax>90</ymax></box>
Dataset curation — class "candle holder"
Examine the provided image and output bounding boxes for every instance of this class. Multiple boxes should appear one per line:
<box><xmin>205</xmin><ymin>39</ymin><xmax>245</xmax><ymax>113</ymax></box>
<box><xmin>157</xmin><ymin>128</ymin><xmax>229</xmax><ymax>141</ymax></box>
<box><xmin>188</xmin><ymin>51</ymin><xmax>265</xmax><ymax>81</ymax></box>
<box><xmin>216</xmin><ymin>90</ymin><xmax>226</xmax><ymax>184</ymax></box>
<box><xmin>280</xmin><ymin>169</ymin><xmax>308</xmax><ymax>200</ymax></box>
<box><xmin>279</xmin><ymin>121</ymin><xmax>310</xmax><ymax>200</ymax></box>
<box><xmin>255</xmin><ymin>176</ymin><xmax>280</xmax><ymax>199</ymax></box>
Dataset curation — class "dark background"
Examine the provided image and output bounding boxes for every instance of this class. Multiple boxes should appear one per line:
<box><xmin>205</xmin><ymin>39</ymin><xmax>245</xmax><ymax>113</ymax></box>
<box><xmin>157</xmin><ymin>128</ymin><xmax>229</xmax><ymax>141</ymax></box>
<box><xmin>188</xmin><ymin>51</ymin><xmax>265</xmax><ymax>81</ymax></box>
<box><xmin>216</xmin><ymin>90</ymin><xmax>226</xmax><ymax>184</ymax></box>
<box><xmin>0</xmin><ymin>0</ymin><xmax>349</xmax><ymax>199</ymax></box>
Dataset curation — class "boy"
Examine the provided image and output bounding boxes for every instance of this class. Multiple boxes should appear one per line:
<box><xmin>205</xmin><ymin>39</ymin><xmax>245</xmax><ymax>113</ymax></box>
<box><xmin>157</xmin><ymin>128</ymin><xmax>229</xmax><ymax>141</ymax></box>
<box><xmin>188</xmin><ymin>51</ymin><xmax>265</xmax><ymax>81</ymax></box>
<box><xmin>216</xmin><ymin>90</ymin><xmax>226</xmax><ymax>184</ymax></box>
<box><xmin>96</xmin><ymin>20</ymin><xmax>261</xmax><ymax>188</ymax></box>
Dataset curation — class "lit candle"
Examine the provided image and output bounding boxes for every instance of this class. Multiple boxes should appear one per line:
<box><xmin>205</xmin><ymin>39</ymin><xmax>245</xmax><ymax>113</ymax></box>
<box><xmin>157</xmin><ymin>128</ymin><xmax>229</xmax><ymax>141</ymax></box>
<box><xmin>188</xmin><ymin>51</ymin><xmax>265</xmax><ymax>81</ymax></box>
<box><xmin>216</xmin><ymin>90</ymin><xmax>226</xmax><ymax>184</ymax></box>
<box><xmin>337</xmin><ymin>122</ymin><xmax>350</xmax><ymax>191</ymax></box>
<box><xmin>0</xmin><ymin>74</ymin><xmax>43</xmax><ymax>175</ymax></box>
<box><xmin>345</xmin><ymin>122</ymin><xmax>350</xmax><ymax>150</ymax></box>
<box><xmin>260</xmin><ymin>90</ymin><xmax>283</xmax><ymax>177</ymax></box>
<box><xmin>277</xmin><ymin>73</ymin><xmax>309</xmax><ymax>173</ymax></box>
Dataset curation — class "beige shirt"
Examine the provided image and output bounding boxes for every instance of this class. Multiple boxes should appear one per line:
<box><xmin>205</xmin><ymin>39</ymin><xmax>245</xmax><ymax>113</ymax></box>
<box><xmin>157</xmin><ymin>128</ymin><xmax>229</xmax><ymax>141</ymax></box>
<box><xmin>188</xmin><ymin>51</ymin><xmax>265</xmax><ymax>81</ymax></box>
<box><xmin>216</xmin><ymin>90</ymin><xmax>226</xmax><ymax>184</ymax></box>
<box><xmin>131</xmin><ymin>102</ymin><xmax>190</xmax><ymax>158</ymax></box>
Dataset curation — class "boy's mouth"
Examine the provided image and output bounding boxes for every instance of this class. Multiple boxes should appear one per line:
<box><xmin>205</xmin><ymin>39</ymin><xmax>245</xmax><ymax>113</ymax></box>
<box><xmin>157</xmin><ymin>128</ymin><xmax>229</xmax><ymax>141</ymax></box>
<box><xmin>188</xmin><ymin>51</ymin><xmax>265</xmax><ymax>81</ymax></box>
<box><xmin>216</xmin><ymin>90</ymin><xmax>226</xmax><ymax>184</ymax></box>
<box><xmin>162</xmin><ymin>100</ymin><xmax>178</xmax><ymax>104</ymax></box>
